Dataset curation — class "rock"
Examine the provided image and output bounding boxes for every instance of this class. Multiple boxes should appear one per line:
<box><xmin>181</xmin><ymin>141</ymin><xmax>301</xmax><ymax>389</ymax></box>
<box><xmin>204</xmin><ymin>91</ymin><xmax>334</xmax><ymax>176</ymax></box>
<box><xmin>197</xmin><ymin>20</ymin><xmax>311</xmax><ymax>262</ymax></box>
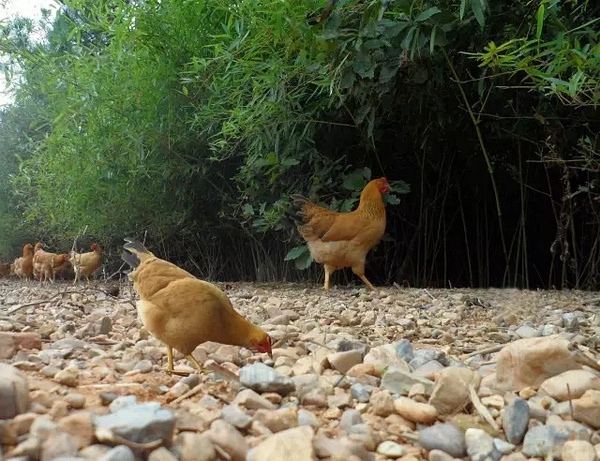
<box><xmin>328</xmin><ymin>392</ymin><xmax>352</xmax><ymax>408</ymax></box>
<box><xmin>350</xmin><ymin>383</ymin><xmax>371</xmax><ymax>403</ymax></box>
<box><xmin>233</xmin><ymin>389</ymin><xmax>277</xmax><ymax>410</ymax></box>
<box><xmin>148</xmin><ymin>447</ymin><xmax>179</xmax><ymax>461</ymax></box>
<box><xmin>251</xmin><ymin>426</ymin><xmax>315</xmax><ymax>461</ymax></box>
<box><xmin>495</xmin><ymin>336</ymin><xmax>581</xmax><ymax>392</ymax></box>
<box><xmin>98</xmin><ymin>445</ymin><xmax>135</xmax><ymax>461</ymax></box>
<box><xmin>299</xmin><ymin>387</ymin><xmax>328</xmax><ymax>407</ymax></box>
<box><xmin>0</xmin><ymin>332</ymin><xmax>42</xmax><ymax>359</ymax></box>
<box><xmin>428</xmin><ymin>449</ymin><xmax>460</xmax><ymax>461</ymax></box>
<box><xmin>364</xmin><ymin>344</ymin><xmax>410</xmax><ymax>371</ymax></box>
<box><xmin>465</xmin><ymin>428</ymin><xmax>500</xmax><ymax>461</ymax></box>
<box><xmin>339</xmin><ymin>409</ymin><xmax>363</xmax><ymax>433</ymax></box>
<box><xmin>501</xmin><ymin>398</ymin><xmax>530</xmax><ymax>445</ymax></box>
<box><xmin>561</xmin><ymin>440</ymin><xmax>597</xmax><ymax>461</ymax></box>
<box><xmin>428</xmin><ymin>367</ymin><xmax>481</xmax><ymax>415</ymax></box>
<box><xmin>571</xmin><ymin>389</ymin><xmax>600</xmax><ymax>429</ymax></box>
<box><xmin>40</xmin><ymin>432</ymin><xmax>78</xmax><ymax>461</ymax></box>
<box><xmin>381</xmin><ymin>366</ymin><xmax>435</xmax><ymax>396</ymax></box>
<box><xmin>207</xmin><ymin>419</ymin><xmax>248</xmax><ymax>461</ymax></box>
<box><xmin>64</xmin><ymin>393</ymin><xmax>86</xmax><ymax>409</ymax></box>
<box><xmin>514</xmin><ymin>324</ymin><xmax>540</xmax><ymax>338</ymax></box>
<box><xmin>418</xmin><ymin>423</ymin><xmax>466</xmax><ymax>458</ymax></box>
<box><xmin>370</xmin><ymin>389</ymin><xmax>395</xmax><ymax>417</ymax></box>
<box><xmin>393</xmin><ymin>397</ymin><xmax>437</xmax><ymax>424</ymax></box>
<box><xmin>109</xmin><ymin>395</ymin><xmax>138</xmax><ymax>412</ymax></box>
<box><xmin>395</xmin><ymin>339</ymin><xmax>414</xmax><ymax>362</ymax></box>
<box><xmin>239</xmin><ymin>363</ymin><xmax>296</xmax><ymax>395</ymax></box>
<box><xmin>327</xmin><ymin>350</ymin><xmax>363</xmax><ymax>374</ymax></box>
<box><xmin>177</xmin><ymin>431</ymin><xmax>216</xmax><ymax>461</ymax></box>
<box><xmin>99</xmin><ymin>316</ymin><xmax>112</xmax><ymax>334</ymax></box>
<box><xmin>539</xmin><ymin>369</ymin><xmax>600</xmax><ymax>402</ymax></box>
<box><xmin>94</xmin><ymin>402</ymin><xmax>175</xmax><ymax>446</ymax></box>
<box><xmin>54</xmin><ymin>367</ymin><xmax>79</xmax><ymax>387</ymax></box>
<box><xmin>376</xmin><ymin>440</ymin><xmax>404</xmax><ymax>458</ymax></box>
<box><xmin>522</xmin><ymin>424</ymin><xmax>569</xmax><ymax>458</ymax></box>
<box><xmin>221</xmin><ymin>404</ymin><xmax>252</xmax><ymax>429</ymax></box>
<box><xmin>253</xmin><ymin>407</ymin><xmax>297</xmax><ymax>433</ymax></box>
<box><xmin>346</xmin><ymin>363</ymin><xmax>377</xmax><ymax>378</ymax></box>
<box><xmin>0</xmin><ymin>364</ymin><xmax>29</xmax><ymax>419</ymax></box>
<box><xmin>59</xmin><ymin>412</ymin><xmax>94</xmax><ymax>448</ymax></box>
<box><xmin>297</xmin><ymin>409</ymin><xmax>320</xmax><ymax>428</ymax></box>
<box><xmin>134</xmin><ymin>359</ymin><xmax>154</xmax><ymax>373</ymax></box>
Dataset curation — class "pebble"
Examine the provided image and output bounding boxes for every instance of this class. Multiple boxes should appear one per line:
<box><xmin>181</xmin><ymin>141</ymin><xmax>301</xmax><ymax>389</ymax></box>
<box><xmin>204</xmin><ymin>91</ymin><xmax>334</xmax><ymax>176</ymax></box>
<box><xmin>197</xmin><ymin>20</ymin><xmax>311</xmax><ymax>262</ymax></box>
<box><xmin>376</xmin><ymin>440</ymin><xmax>404</xmax><ymax>458</ymax></box>
<box><xmin>0</xmin><ymin>364</ymin><xmax>29</xmax><ymax>419</ymax></box>
<box><xmin>522</xmin><ymin>424</ymin><xmax>569</xmax><ymax>457</ymax></box>
<box><xmin>465</xmin><ymin>428</ymin><xmax>500</xmax><ymax>461</ymax></box>
<box><xmin>418</xmin><ymin>423</ymin><xmax>466</xmax><ymax>458</ymax></box>
<box><xmin>98</xmin><ymin>445</ymin><xmax>135</xmax><ymax>461</ymax></box>
<box><xmin>239</xmin><ymin>363</ymin><xmax>296</xmax><ymax>395</ymax></box>
<box><xmin>251</xmin><ymin>426</ymin><xmax>315</xmax><ymax>461</ymax></box>
<box><xmin>502</xmin><ymin>397</ymin><xmax>530</xmax><ymax>444</ymax></box>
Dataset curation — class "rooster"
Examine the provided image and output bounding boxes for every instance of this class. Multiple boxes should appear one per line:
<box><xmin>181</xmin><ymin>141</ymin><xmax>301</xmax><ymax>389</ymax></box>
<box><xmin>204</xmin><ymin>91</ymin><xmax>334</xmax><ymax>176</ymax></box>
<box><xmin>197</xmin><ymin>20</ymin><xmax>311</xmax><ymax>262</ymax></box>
<box><xmin>287</xmin><ymin>177</ymin><xmax>390</xmax><ymax>291</ymax></box>
<box><xmin>70</xmin><ymin>243</ymin><xmax>103</xmax><ymax>284</ymax></box>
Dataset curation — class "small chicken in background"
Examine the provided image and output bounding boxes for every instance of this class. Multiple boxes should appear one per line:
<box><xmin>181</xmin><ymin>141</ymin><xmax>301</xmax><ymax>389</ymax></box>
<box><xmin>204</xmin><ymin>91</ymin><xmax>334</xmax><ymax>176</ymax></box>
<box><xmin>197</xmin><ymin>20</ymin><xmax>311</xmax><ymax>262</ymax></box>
<box><xmin>0</xmin><ymin>263</ymin><xmax>10</xmax><ymax>278</ymax></box>
<box><xmin>54</xmin><ymin>258</ymin><xmax>74</xmax><ymax>280</ymax></box>
<box><xmin>287</xmin><ymin>177</ymin><xmax>390</xmax><ymax>291</ymax></box>
<box><xmin>70</xmin><ymin>243</ymin><xmax>103</xmax><ymax>284</ymax></box>
<box><xmin>33</xmin><ymin>244</ymin><xmax>62</xmax><ymax>282</ymax></box>
<box><xmin>121</xmin><ymin>238</ymin><xmax>272</xmax><ymax>375</ymax></box>
<box><xmin>13</xmin><ymin>243</ymin><xmax>34</xmax><ymax>281</ymax></box>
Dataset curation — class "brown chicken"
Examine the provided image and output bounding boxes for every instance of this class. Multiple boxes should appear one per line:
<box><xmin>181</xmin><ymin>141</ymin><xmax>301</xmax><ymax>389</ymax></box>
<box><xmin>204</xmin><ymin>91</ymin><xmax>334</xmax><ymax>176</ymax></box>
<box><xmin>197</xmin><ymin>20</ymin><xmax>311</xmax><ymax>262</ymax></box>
<box><xmin>288</xmin><ymin>177</ymin><xmax>390</xmax><ymax>291</ymax></box>
<box><xmin>121</xmin><ymin>238</ymin><xmax>272</xmax><ymax>375</ymax></box>
<box><xmin>13</xmin><ymin>243</ymin><xmax>34</xmax><ymax>281</ymax></box>
<box><xmin>33</xmin><ymin>244</ymin><xmax>67</xmax><ymax>282</ymax></box>
<box><xmin>70</xmin><ymin>243</ymin><xmax>103</xmax><ymax>284</ymax></box>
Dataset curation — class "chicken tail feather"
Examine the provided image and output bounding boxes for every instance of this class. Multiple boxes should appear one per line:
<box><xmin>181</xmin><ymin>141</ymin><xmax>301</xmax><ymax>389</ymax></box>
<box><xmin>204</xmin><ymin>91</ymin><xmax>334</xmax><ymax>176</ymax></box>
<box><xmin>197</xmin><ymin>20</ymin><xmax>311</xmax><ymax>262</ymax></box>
<box><xmin>123</xmin><ymin>238</ymin><xmax>155</xmax><ymax>263</ymax></box>
<box><xmin>121</xmin><ymin>251</ymin><xmax>140</xmax><ymax>269</ymax></box>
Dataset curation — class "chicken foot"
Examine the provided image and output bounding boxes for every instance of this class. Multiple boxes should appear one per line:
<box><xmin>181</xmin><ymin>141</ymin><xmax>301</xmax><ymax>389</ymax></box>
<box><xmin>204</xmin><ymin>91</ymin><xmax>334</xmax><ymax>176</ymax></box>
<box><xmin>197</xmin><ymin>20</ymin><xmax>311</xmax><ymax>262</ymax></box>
<box><xmin>323</xmin><ymin>264</ymin><xmax>376</xmax><ymax>291</ymax></box>
<box><xmin>165</xmin><ymin>347</ymin><xmax>205</xmax><ymax>376</ymax></box>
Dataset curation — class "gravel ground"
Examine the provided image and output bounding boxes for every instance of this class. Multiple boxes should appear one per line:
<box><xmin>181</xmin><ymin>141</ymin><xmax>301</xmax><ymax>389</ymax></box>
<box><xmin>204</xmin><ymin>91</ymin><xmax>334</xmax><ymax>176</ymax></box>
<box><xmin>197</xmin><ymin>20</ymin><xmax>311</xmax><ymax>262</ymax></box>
<box><xmin>0</xmin><ymin>279</ymin><xmax>599</xmax><ymax>461</ymax></box>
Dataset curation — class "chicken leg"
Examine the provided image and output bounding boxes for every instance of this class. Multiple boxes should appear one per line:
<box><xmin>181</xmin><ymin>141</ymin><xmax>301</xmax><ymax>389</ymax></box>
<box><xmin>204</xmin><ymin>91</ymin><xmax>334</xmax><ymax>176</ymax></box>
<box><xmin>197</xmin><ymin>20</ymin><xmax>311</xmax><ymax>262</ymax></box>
<box><xmin>352</xmin><ymin>263</ymin><xmax>376</xmax><ymax>291</ymax></box>
<box><xmin>165</xmin><ymin>346</ymin><xmax>205</xmax><ymax>376</ymax></box>
<box><xmin>323</xmin><ymin>264</ymin><xmax>337</xmax><ymax>290</ymax></box>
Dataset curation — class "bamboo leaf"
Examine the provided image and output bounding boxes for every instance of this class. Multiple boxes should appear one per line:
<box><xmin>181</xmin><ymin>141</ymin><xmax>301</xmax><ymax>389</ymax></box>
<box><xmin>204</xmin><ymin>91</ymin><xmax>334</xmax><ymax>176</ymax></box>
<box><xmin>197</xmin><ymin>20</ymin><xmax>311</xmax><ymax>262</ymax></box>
<box><xmin>415</xmin><ymin>7</ymin><xmax>441</xmax><ymax>22</ymax></box>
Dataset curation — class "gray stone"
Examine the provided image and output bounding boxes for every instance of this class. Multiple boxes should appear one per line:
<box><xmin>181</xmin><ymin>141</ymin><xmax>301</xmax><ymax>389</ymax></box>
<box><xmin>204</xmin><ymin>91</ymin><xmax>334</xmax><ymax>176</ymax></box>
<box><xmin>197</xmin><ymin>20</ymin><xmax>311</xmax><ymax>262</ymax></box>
<box><xmin>99</xmin><ymin>316</ymin><xmax>112</xmax><ymax>335</ymax></box>
<box><xmin>465</xmin><ymin>428</ymin><xmax>501</xmax><ymax>461</ymax></box>
<box><xmin>339</xmin><ymin>409</ymin><xmax>362</xmax><ymax>433</ymax></box>
<box><xmin>98</xmin><ymin>445</ymin><xmax>135</xmax><ymax>461</ymax></box>
<box><xmin>239</xmin><ymin>363</ymin><xmax>296</xmax><ymax>395</ymax></box>
<box><xmin>381</xmin><ymin>365</ymin><xmax>435</xmax><ymax>395</ymax></box>
<box><xmin>409</xmin><ymin>349</ymin><xmax>448</xmax><ymax>368</ymax></box>
<box><xmin>522</xmin><ymin>425</ymin><xmax>569</xmax><ymax>458</ymax></box>
<box><xmin>418</xmin><ymin>423</ymin><xmax>466</xmax><ymax>458</ymax></box>
<box><xmin>297</xmin><ymin>409</ymin><xmax>320</xmax><ymax>428</ymax></box>
<box><xmin>395</xmin><ymin>339</ymin><xmax>414</xmax><ymax>362</ymax></box>
<box><xmin>221</xmin><ymin>404</ymin><xmax>252</xmax><ymax>429</ymax></box>
<box><xmin>350</xmin><ymin>383</ymin><xmax>372</xmax><ymax>403</ymax></box>
<box><xmin>108</xmin><ymin>395</ymin><xmax>138</xmax><ymax>413</ymax></box>
<box><xmin>94</xmin><ymin>402</ymin><xmax>175</xmax><ymax>446</ymax></box>
<box><xmin>502</xmin><ymin>398</ymin><xmax>530</xmax><ymax>445</ymax></box>
<box><xmin>133</xmin><ymin>360</ymin><xmax>153</xmax><ymax>373</ymax></box>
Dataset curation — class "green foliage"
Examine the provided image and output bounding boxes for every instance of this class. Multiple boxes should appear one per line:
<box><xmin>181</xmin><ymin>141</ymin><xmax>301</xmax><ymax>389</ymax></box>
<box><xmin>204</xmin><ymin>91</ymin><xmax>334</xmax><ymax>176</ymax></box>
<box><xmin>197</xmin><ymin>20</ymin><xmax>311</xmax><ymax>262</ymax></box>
<box><xmin>0</xmin><ymin>0</ymin><xmax>598</xmax><ymax>289</ymax></box>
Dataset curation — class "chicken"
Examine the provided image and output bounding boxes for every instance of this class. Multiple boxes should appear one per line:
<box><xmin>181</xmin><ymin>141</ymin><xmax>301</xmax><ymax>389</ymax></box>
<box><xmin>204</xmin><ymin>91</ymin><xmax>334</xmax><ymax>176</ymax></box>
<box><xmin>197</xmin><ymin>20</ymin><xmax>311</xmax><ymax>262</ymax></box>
<box><xmin>121</xmin><ymin>238</ymin><xmax>272</xmax><ymax>375</ymax></box>
<box><xmin>13</xmin><ymin>243</ymin><xmax>34</xmax><ymax>281</ymax></box>
<box><xmin>287</xmin><ymin>177</ymin><xmax>390</xmax><ymax>291</ymax></box>
<box><xmin>32</xmin><ymin>244</ymin><xmax>63</xmax><ymax>282</ymax></box>
<box><xmin>70</xmin><ymin>243</ymin><xmax>103</xmax><ymax>284</ymax></box>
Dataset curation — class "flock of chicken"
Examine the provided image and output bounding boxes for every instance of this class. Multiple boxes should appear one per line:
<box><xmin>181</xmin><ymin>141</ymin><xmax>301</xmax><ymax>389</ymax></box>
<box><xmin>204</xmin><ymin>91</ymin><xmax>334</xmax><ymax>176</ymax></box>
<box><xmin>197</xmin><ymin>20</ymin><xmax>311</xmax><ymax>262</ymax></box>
<box><xmin>0</xmin><ymin>178</ymin><xmax>390</xmax><ymax>374</ymax></box>
<box><xmin>0</xmin><ymin>242</ymin><xmax>103</xmax><ymax>284</ymax></box>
